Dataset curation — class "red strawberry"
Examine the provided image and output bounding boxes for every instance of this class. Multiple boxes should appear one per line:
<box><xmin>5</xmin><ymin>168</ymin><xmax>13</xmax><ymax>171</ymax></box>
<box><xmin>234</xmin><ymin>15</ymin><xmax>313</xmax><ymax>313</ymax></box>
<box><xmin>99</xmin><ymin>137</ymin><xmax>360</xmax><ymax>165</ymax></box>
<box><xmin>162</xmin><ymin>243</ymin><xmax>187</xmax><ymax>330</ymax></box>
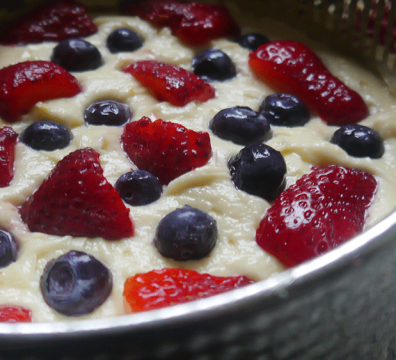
<box><xmin>256</xmin><ymin>165</ymin><xmax>377</xmax><ymax>267</ymax></box>
<box><xmin>249</xmin><ymin>41</ymin><xmax>369</xmax><ymax>125</ymax></box>
<box><xmin>123</xmin><ymin>268</ymin><xmax>255</xmax><ymax>312</ymax></box>
<box><xmin>0</xmin><ymin>305</ymin><xmax>32</xmax><ymax>323</ymax></box>
<box><xmin>0</xmin><ymin>61</ymin><xmax>82</xmax><ymax>123</ymax></box>
<box><xmin>121</xmin><ymin>117</ymin><xmax>212</xmax><ymax>185</ymax></box>
<box><xmin>123</xmin><ymin>60</ymin><xmax>215</xmax><ymax>107</ymax></box>
<box><xmin>122</xmin><ymin>0</ymin><xmax>240</xmax><ymax>46</ymax></box>
<box><xmin>0</xmin><ymin>127</ymin><xmax>18</xmax><ymax>188</ymax></box>
<box><xmin>0</xmin><ymin>0</ymin><xmax>97</xmax><ymax>45</ymax></box>
<box><xmin>20</xmin><ymin>148</ymin><xmax>134</xmax><ymax>240</ymax></box>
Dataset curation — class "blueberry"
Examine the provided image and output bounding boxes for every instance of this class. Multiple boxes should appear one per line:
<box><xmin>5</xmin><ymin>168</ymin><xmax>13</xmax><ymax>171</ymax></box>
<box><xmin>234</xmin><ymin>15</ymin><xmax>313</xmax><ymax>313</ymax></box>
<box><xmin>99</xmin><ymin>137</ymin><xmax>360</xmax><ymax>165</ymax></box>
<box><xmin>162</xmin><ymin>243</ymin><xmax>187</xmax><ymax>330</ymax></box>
<box><xmin>209</xmin><ymin>106</ymin><xmax>271</xmax><ymax>145</ymax></box>
<box><xmin>20</xmin><ymin>121</ymin><xmax>72</xmax><ymax>151</ymax></box>
<box><xmin>228</xmin><ymin>143</ymin><xmax>286</xmax><ymax>201</ymax></box>
<box><xmin>115</xmin><ymin>170</ymin><xmax>162</xmax><ymax>206</ymax></box>
<box><xmin>192</xmin><ymin>49</ymin><xmax>236</xmax><ymax>82</ymax></box>
<box><xmin>259</xmin><ymin>94</ymin><xmax>310</xmax><ymax>127</ymax></box>
<box><xmin>330</xmin><ymin>124</ymin><xmax>385</xmax><ymax>159</ymax></box>
<box><xmin>51</xmin><ymin>38</ymin><xmax>102</xmax><ymax>72</ymax></box>
<box><xmin>0</xmin><ymin>230</ymin><xmax>18</xmax><ymax>269</ymax></box>
<box><xmin>84</xmin><ymin>100</ymin><xmax>132</xmax><ymax>126</ymax></box>
<box><xmin>106</xmin><ymin>28</ymin><xmax>143</xmax><ymax>53</ymax></box>
<box><xmin>154</xmin><ymin>205</ymin><xmax>217</xmax><ymax>261</ymax></box>
<box><xmin>40</xmin><ymin>250</ymin><xmax>112</xmax><ymax>316</ymax></box>
<box><xmin>236</xmin><ymin>33</ymin><xmax>270</xmax><ymax>51</ymax></box>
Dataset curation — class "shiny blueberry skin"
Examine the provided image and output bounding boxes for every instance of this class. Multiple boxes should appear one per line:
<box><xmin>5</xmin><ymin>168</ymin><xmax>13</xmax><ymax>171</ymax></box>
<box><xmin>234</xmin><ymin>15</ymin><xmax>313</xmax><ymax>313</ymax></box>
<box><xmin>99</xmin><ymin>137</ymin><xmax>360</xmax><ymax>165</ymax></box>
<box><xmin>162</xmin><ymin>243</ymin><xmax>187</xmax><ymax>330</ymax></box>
<box><xmin>209</xmin><ymin>106</ymin><xmax>271</xmax><ymax>145</ymax></box>
<box><xmin>20</xmin><ymin>121</ymin><xmax>72</xmax><ymax>151</ymax></box>
<box><xmin>40</xmin><ymin>250</ymin><xmax>112</xmax><ymax>316</ymax></box>
<box><xmin>84</xmin><ymin>100</ymin><xmax>132</xmax><ymax>126</ymax></box>
<box><xmin>192</xmin><ymin>49</ymin><xmax>236</xmax><ymax>82</ymax></box>
<box><xmin>229</xmin><ymin>143</ymin><xmax>286</xmax><ymax>201</ymax></box>
<box><xmin>259</xmin><ymin>94</ymin><xmax>310</xmax><ymax>127</ymax></box>
<box><xmin>330</xmin><ymin>124</ymin><xmax>385</xmax><ymax>159</ymax></box>
<box><xmin>0</xmin><ymin>229</ymin><xmax>18</xmax><ymax>269</ymax></box>
<box><xmin>154</xmin><ymin>205</ymin><xmax>217</xmax><ymax>261</ymax></box>
<box><xmin>236</xmin><ymin>33</ymin><xmax>270</xmax><ymax>51</ymax></box>
<box><xmin>115</xmin><ymin>170</ymin><xmax>162</xmax><ymax>206</ymax></box>
<box><xmin>107</xmin><ymin>28</ymin><xmax>143</xmax><ymax>53</ymax></box>
<box><xmin>51</xmin><ymin>38</ymin><xmax>102</xmax><ymax>72</ymax></box>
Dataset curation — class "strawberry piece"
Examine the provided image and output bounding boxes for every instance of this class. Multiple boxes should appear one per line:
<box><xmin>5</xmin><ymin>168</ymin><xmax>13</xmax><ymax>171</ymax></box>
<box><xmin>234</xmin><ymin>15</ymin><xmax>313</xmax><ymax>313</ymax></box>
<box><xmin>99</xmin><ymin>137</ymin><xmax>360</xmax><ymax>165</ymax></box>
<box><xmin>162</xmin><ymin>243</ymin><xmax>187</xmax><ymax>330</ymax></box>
<box><xmin>0</xmin><ymin>127</ymin><xmax>18</xmax><ymax>188</ymax></box>
<box><xmin>123</xmin><ymin>268</ymin><xmax>255</xmax><ymax>312</ymax></box>
<box><xmin>121</xmin><ymin>117</ymin><xmax>212</xmax><ymax>185</ymax></box>
<box><xmin>122</xmin><ymin>0</ymin><xmax>240</xmax><ymax>46</ymax></box>
<box><xmin>123</xmin><ymin>60</ymin><xmax>215</xmax><ymax>107</ymax></box>
<box><xmin>0</xmin><ymin>305</ymin><xmax>32</xmax><ymax>323</ymax></box>
<box><xmin>256</xmin><ymin>165</ymin><xmax>377</xmax><ymax>267</ymax></box>
<box><xmin>20</xmin><ymin>148</ymin><xmax>134</xmax><ymax>241</ymax></box>
<box><xmin>0</xmin><ymin>0</ymin><xmax>97</xmax><ymax>45</ymax></box>
<box><xmin>0</xmin><ymin>61</ymin><xmax>82</xmax><ymax>123</ymax></box>
<box><xmin>249</xmin><ymin>41</ymin><xmax>369</xmax><ymax>125</ymax></box>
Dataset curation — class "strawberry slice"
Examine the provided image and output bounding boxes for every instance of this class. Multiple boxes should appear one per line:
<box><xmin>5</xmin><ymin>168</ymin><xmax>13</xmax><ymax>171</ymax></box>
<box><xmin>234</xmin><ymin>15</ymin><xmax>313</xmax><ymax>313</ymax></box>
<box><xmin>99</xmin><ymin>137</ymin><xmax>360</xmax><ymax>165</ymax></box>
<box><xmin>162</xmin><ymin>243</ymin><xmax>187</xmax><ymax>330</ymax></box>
<box><xmin>122</xmin><ymin>0</ymin><xmax>240</xmax><ymax>46</ymax></box>
<box><xmin>0</xmin><ymin>0</ymin><xmax>97</xmax><ymax>45</ymax></box>
<box><xmin>0</xmin><ymin>127</ymin><xmax>18</xmax><ymax>188</ymax></box>
<box><xmin>256</xmin><ymin>165</ymin><xmax>377</xmax><ymax>267</ymax></box>
<box><xmin>121</xmin><ymin>117</ymin><xmax>212</xmax><ymax>185</ymax></box>
<box><xmin>249</xmin><ymin>41</ymin><xmax>369</xmax><ymax>125</ymax></box>
<box><xmin>0</xmin><ymin>305</ymin><xmax>32</xmax><ymax>323</ymax></box>
<box><xmin>123</xmin><ymin>268</ymin><xmax>255</xmax><ymax>312</ymax></box>
<box><xmin>20</xmin><ymin>148</ymin><xmax>134</xmax><ymax>240</ymax></box>
<box><xmin>123</xmin><ymin>60</ymin><xmax>215</xmax><ymax>107</ymax></box>
<box><xmin>0</xmin><ymin>61</ymin><xmax>82</xmax><ymax>123</ymax></box>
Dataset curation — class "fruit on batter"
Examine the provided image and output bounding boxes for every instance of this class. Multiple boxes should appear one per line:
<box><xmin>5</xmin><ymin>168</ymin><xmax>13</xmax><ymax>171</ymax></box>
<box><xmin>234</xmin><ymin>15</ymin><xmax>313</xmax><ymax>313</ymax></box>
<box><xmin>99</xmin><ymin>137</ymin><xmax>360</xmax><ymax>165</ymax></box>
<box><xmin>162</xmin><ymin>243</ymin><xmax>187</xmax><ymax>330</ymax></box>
<box><xmin>122</xmin><ymin>0</ymin><xmax>240</xmax><ymax>46</ymax></box>
<box><xmin>154</xmin><ymin>205</ymin><xmax>217</xmax><ymax>261</ymax></box>
<box><xmin>0</xmin><ymin>127</ymin><xmax>18</xmax><ymax>187</ymax></box>
<box><xmin>0</xmin><ymin>305</ymin><xmax>32</xmax><ymax>323</ymax></box>
<box><xmin>0</xmin><ymin>229</ymin><xmax>18</xmax><ymax>269</ymax></box>
<box><xmin>0</xmin><ymin>61</ymin><xmax>82</xmax><ymax>123</ymax></box>
<box><xmin>256</xmin><ymin>165</ymin><xmax>377</xmax><ymax>267</ymax></box>
<box><xmin>123</xmin><ymin>60</ymin><xmax>215</xmax><ymax>107</ymax></box>
<box><xmin>123</xmin><ymin>268</ymin><xmax>255</xmax><ymax>312</ymax></box>
<box><xmin>106</xmin><ymin>28</ymin><xmax>143</xmax><ymax>53</ymax></box>
<box><xmin>20</xmin><ymin>148</ymin><xmax>134</xmax><ymax>240</ymax></box>
<box><xmin>121</xmin><ymin>117</ymin><xmax>212</xmax><ymax>185</ymax></box>
<box><xmin>84</xmin><ymin>100</ymin><xmax>132</xmax><ymax>126</ymax></box>
<box><xmin>40</xmin><ymin>250</ymin><xmax>112</xmax><ymax>316</ymax></box>
<box><xmin>236</xmin><ymin>33</ymin><xmax>270</xmax><ymax>51</ymax></box>
<box><xmin>249</xmin><ymin>41</ymin><xmax>369</xmax><ymax>125</ymax></box>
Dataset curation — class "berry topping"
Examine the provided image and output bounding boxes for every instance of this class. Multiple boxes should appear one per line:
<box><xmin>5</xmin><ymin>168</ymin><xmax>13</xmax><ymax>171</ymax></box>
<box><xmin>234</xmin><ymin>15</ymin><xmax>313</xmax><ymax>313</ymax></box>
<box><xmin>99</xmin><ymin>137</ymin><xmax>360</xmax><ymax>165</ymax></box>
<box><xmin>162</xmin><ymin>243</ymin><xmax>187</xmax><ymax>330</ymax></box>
<box><xmin>19</xmin><ymin>121</ymin><xmax>72</xmax><ymax>151</ymax></box>
<box><xmin>123</xmin><ymin>60</ymin><xmax>215</xmax><ymax>107</ymax></box>
<box><xmin>0</xmin><ymin>61</ymin><xmax>82</xmax><ymax>123</ymax></box>
<box><xmin>115</xmin><ymin>170</ymin><xmax>162</xmax><ymax>206</ymax></box>
<box><xmin>20</xmin><ymin>148</ymin><xmax>134</xmax><ymax>240</ymax></box>
<box><xmin>192</xmin><ymin>49</ymin><xmax>236</xmax><ymax>82</ymax></box>
<box><xmin>0</xmin><ymin>305</ymin><xmax>32</xmax><ymax>323</ymax></box>
<box><xmin>51</xmin><ymin>38</ymin><xmax>103</xmax><ymax>72</ymax></box>
<box><xmin>121</xmin><ymin>117</ymin><xmax>212</xmax><ymax>185</ymax></box>
<box><xmin>40</xmin><ymin>250</ymin><xmax>112</xmax><ymax>316</ymax></box>
<box><xmin>249</xmin><ymin>41</ymin><xmax>369</xmax><ymax>125</ymax></box>
<box><xmin>228</xmin><ymin>143</ymin><xmax>286</xmax><ymax>201</ymax></box>
<box><xmin>236</xmin><ymin>33</ymin><xmax>270</xmax><ymax>51</ymax></box>
<box><xmin>0</xmin><ymin>127</ymin><xmax>18</xmax><ymax>188</ymax></box>
<box><xmin>0</xmin><ymin>230</ymin><xmax>18</xmax><ymax>269</ymax></box>
<box><xmin>84</xmin><ymin>100</ymin><xmax>132</xmax><ymax>126</ymax></box>
<box><xmin>154</xmin><ymin>205</ymin><xmax>217</xmax><ymax>261</ymax></box>
<box><xmin>330</xmin><ymin>124</ymin><xmax>385</xmax><ymax>159</ymax></box>
<box><xmin>123</xmin><ymin>268</ymin><xmax>255</xmax><ymax>312</ymax></box>
<box><xmin>259</xmin><ymin>94</ymin><xmax>310</xmax><ymax>127</ymax></box>
<box><xmin>0</xmin><ymin>0</ymin><xmax>97</xmax><ymax>45</ymax></box>
<box><xmin>106</xmin><ymin>28</ymin><xmax>143</xmax><ymax>53</ymax></box>
<box><xmin>256</xmin><ymin>165</ymin><xmax>377</xmax><ymax>267</ymax></box>
<box><xmin>122</xmin><ymin>0</ymin><xmax>240</xmax><ymax>46</ymax></box>
<box><xmin>209</xmin><ymin>106</ymin><xmax>271</xmax><ymax>145</ymax></box>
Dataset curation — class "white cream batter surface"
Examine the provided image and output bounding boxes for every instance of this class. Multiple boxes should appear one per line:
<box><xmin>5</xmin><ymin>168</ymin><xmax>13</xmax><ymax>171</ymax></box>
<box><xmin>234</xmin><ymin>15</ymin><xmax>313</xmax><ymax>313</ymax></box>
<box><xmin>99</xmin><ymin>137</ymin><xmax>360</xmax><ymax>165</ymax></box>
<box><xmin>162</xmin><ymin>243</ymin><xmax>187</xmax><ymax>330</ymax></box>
<box><xmin>0</xmin><ymin>4</ymin><xmax>395</xmax><ymax>322</ymax></box>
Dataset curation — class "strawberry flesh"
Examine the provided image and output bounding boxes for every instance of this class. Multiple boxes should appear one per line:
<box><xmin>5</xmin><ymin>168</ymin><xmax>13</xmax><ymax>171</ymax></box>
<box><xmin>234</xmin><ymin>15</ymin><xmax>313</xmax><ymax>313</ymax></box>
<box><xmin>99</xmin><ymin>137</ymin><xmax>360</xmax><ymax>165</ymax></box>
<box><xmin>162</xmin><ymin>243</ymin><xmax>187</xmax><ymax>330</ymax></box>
<box><xmin>0</xmin><ymin>127</ymin><xmax>18</xmax><ymax>188</ymax></box>
<box><xmin>123</xmin><ymin>60</ymin><xmax>215</xmax><ymax>107</ymax></box>
<box><xmin>123</xmin><ymin>268</ymin><xmax>255</xmax><ymax>312</ymax></box>
<box><xmin>20</xmin><ymin>148</ymin><xmax>134</xmax><ymax>241</ymax></box>
<box><xmin>0</xmin><ymin>305</ymin><xmax>32</xmax><ymax>323</ymax></box>
<box><xmin>122</xmin><ymin>0</ymin><xmax>240</xmax><ymax>46</ymax></box>
<box><xmin>249</xmin><ymin>41</ymin><xmax>369</xmax><ymax>125</ymax></box>
<box><xmin>256</xmin><ymin>165</ymin><xmax>377</xmax><ymax>267</ymax></box>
